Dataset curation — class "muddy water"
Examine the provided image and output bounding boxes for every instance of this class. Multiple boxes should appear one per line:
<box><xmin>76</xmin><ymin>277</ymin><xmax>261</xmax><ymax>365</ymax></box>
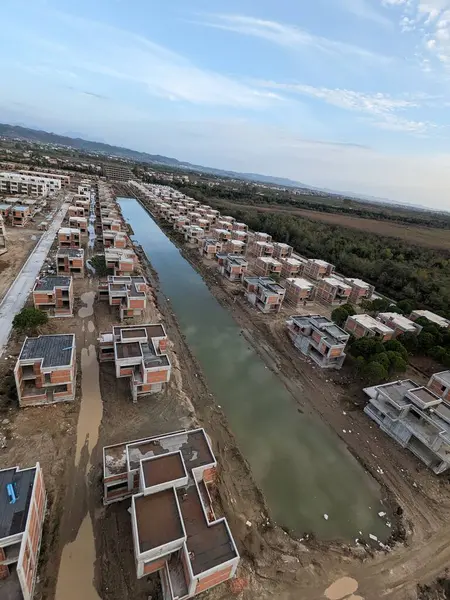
<box><xmin>119</xmin><ymin>197</ymin><xmax>390</xmax><ymax>541</ymax></box>
<box><xmin>55</xmin><ymin>293</ymin><xmax>103</xmax><ymax>599</ymax></box>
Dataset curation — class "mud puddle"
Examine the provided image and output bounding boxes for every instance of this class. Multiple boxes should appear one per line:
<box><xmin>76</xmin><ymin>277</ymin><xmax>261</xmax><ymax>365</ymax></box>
<box><xmin>79</xmin><ymin>291</ymin><xmax>95</xmax><ymax>318</ymax></box>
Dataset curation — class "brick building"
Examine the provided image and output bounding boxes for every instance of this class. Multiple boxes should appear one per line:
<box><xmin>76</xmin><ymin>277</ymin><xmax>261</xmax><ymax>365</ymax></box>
<box><xmin>243</xmin><ymin>276</ymin><xmax>285</xmax><ymax>313</ymax></box>
<box><xmin>218</xmin><ymin>254</ymin><xmax>248</xmax><ymax>281</ymax></box>
<box><xmin>102</xmin><ymin>429</ymin><xmax>239</xmax><ymax>597</ymax></box>
<box><xmin>284</xmin><ymin>278</ymin><xmax>317</xmax><ymax>308</ymax></box>
<box><xmin>344</xmin><ymin>314</ymin><xmax>394</xmax><ymax>341</ymax></box>
<box><xmin>105</xmin><ymin>248</ymin><xmax>138</xmax><ymax>276</ymax></box>
<box><xmin>57</xmin><ymin>227</ymin><xmax>81</xmax><ymax>248</ymax></box>
<box><xmin>316</xmin><ymin>276</ymin><xmax>352</xmax><ymax>306</ymax></box>
<box><xmin>304</xmin><ymin>259</ymin><xmax>335</xmax><ymax>281</ymax></box>
<box><xmin>199</xmin><ymin>239</ymin><xmax>223</xmax><ymax>259</ymax></box>
<box><xmin>98</xmin><ymin>324</ymin><xmax>171</xmax><ymax>401</ymax></box>
<box><xmin>254</xmin><ymin>256</ymin><xmax>282</xmax><ymax>277</ymax></box>
<box><xmin>14</xmin><ymin>334</ymin><xmax>76</xmax><ymax>406</ymax></box>
<box><xmin>273</xmin><ymin>243</ymin><xmax>293</xmax><ymax>259</ymax></box>
<box><xmin>33</xmin><ymin>276</ymin><xmax>74</xmax><ymax>317</ymax></box>
<box><xmin>0</xmin><ymin>463</ymin><xmax>46</xmax><ymax>600</ymax></box>
<box><xmin>56</xmin><ymin>248</ymin><xmax>84</xmax><ymax>278</ymax></box>
<box><xmin>68</xmin><ymin>216</ymin><xmax>88</xmax><ymax>235</ymax></box>
<box><xmin>377</xmin><ymin>312</ymin><xmax>423</xmax><ymax>337</ymax></box>
<box><xmin>98</xmin><ymin>276</ymin><xmax>148</xmax><ymax>320</ymax></box>
<box><xmin>286</xmin><ymin>315</ymin><xmax>349</xmax><ymax>369</ymax></box>
<box><xmin>11</xmin><ymin>206</ymin><xmax>31</xmax><ymax>227</ymax></box>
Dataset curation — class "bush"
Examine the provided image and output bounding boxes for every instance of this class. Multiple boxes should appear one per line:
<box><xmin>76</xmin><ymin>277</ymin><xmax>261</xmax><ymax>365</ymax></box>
<box><xmin>332</xmin><ymin>307</ymin><xmax>350</xmax><ymax>326</ymax></box>
<box><xmin>361</xmin><ymin>361</ymin><xmax>388</xmax><ymax>384</ymax></box>
<box><xmin>383</xmin><ymin>339</ymin><xmax>408</xmax><ymax>361</ymax></box>
<box><xmin>386</xmin><ymin>351</ymin><xmax>407</xmax><ymax>373</ymax></box>
<box><xmin>398</xmin><ymin>331</ymin><xmax>418</xmax><ymax>354</ymax></box>
<box><xmin>13</xmin><ymin>307</ymin><xmax>48</xmax><ymax>333</ymax></box>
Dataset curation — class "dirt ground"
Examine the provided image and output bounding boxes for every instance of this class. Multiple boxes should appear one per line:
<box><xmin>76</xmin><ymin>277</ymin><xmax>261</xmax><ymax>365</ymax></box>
<box><xmin>2</xmin><ymin>186</ymin><xmax>450</xmax><ymax>600</ymax></box>
<box><xmin>213</xmin><ymin>199</ymin><xmax>450</xmax><ymax>251</ymax></box>
<box><xmin>0</xmin><ymin>227</ymin><xmax>41</xmax><ymax>300</ymax></box>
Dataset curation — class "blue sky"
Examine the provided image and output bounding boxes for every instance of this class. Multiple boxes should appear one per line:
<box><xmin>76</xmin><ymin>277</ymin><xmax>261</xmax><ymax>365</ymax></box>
<box><xmin>1</xmin><ymin>0</ymin><xmax>450</xmax><ymax>207</ymax></box>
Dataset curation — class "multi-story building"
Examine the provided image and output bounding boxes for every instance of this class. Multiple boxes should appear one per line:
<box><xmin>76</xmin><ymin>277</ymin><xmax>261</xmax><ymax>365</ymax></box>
<box><xmin>344</xmin><ymin>314</ymin><xmax>395</xmax><ymax>341</ymax></box>
<box><xmin>248</xmin><ymin>232</ymin><xmax>272</xmax><ymax>246</ymax></box>
<box><xmin>56</xmin><ymin>247</ymin><xmax>84</xmax><ymax>278</ymax></box>
<box><xmin>273</xmin><ymin>243</ymin><xmax>293</xmax><ymax>260</ymax></box>
<box><xmin>231</xmin><ymin>230</ymin><xmax>248</xmax><ymax>244</ymax></box>
<box><xmin>232</xmin><ymin>221</ymin><xmax>248</xmax><ymax>233</ymax></box>
<box><xmin>98</xmin><ymin>276</ymin><xmax>148</xmax><ymax>320</ymax></box>
<box><xmin>17</xmin><ymin>169</ymin><xmax>70</xmax><ymax>187</ymax></box>
<box><xmin>78</xmin><ymin>182</ymin><xmax>91</xmax><ymax>196</ymax></box>
<box><xmin>33</xmin><ymin>276</ymin><xmax>74</xmax><ymax>317</ymax></box>
<box><xmin>173</xmin><ymin>216</ymin><xmax>190</xmax><ymax>233</ymax></box>
<box><xmin>304</xmin><ymin>259</ymin><xmax>335</xmax><ymax>281</ymax></box>
<box><xmin>103</xmin><ymin>230</ymin><xmax>128</xmax><ymax>249</ymax></box>
<box><xmin>68</xmin><ymin>205</ymin><xmax>88</xmax><ymax>219</ymax></box>
<box><xmin>0</xmin><ymin>204</ymin><xmax>10</xmax><ymax>220</ymax></box>
<box><xmin>286</xmin><ymin>315</ymin><xmax>349</xmax><ymax>369</ymax></box>
<box><xmin>102</xmin><ymin>428</ymin><xmax>239</xmax><ymax>597</ymax></box>
<box><xmin>218</xmin><ymin>254</ymin><xmax>248</xmax><ymax>281</ymax></box>
<box><xmin>0</xmin><ymin>463</ymin><xmax>46</xmax><ymax>600</ymax></box>
<box><xmin>0</xmin><ymin>215</ymin><xmax>6</xmax><ymax>253</ymax></box>
<box><xmin>280</xmin><ymin>256</ymin><xmax>308</xmax><ymax>279</ymax></box>
<box><xmin>254</xmin><ymin>242</ymin><xmax>274</xmax><ymax>258</ymax></box>
<box><xmin>316</xmin><ymin>276</ymin><xmax>352</xmax><ymax>306</ymax></box>
<box><xmin>185</xmin><ymin>225</ymin><xmax>205</xmax><ymax>245</ymax></box>
<box><xmin>377</xmin><ymin>313</ymin><xmax>423</xmax><ymax>337</ymax></box>
<box><xmin>105</xmin><ymin>248</ymin><xmax>138</xmax><ymax>276</ymax></box>
<box><xmin>224</xmin><ymin>240</ymin><xmax>246</xmax><ymax>256</ymax></box>
<box><xmin>58</xmin><ymin>227</ymin><xmax>81</xmax><ymax>249</ymax></box>
<box><xmin>199</xmin><ymin>238</ymin><xmax>223</xmax><ymax>259</ymax></box>
<box><xmin>363</xmin><ymin>378</ymin><xmax>450</xmax><ymax>474</ymax></box>
<box><xmin>243</xmin><ymin>276</ymin><xmax>285</xmax><ymax>313</ymax></box>
<box><xmin>14</xmin><ymin>334</ymin><xmax>76</xmax><ymax>406</ymax></box>
<box><xmin>73</xmin><ymin>196</ymin><xmax>91</xmax><ymax>211</ymax></box>
<box><xmin>69</xmin><ymin>216</ymin><xmax>88</xmax><ymax>235</ymax></box>
<box><xmin>343</xmin><ymin>278</ymin><xmax>375</xmax><ymax>304</ymax></box>
<box><xmin>11</xmin><ymin>206</ymin><xmax>31</xmax><ymax>227</ymax></box>
<box><xmin>410</xmin><ymin>310</ymin><xmax>450</xmax><ymax>329</ymax></box>
<box><xmin>0</xmin><ymin>172</ymin><xmax>51</xmax><ymax>197</ymax></box>
<box><xmin>98</xmin><ymin>324</ymin><xmax>171</xmax><ymax>401</ymax></box>
<box><xmin>211</xmin><ymin>228</ymin><xmax>232</xmax><ymax>243</ymax></box>
<box><xmin>254</xmin><ymin>256</ymin><xmax>282</xmax><ymax>277</ymax></box>
<box><xmin>284</xmin><ymin>278</ymin><xmax>317</xmax><ymax>308</ymax></box>
<box><xmin>428</xmin><ymin>371</ymin><xmax>450</xmax><ymax>403</ymax></box>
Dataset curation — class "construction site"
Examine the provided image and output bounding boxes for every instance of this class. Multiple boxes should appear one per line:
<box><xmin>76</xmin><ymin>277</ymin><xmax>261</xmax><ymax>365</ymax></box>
<box><xmin>0</xmin><ymin>171</ymin><xmax>449</xmax><ymax>600</ymax></box>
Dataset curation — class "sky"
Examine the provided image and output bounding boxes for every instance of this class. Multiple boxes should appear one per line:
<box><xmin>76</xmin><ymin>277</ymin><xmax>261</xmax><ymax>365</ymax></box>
<box><xmin>1</xmin><ymin>0</ymin><xmax>450</xmax><ymax>208</ymax></box>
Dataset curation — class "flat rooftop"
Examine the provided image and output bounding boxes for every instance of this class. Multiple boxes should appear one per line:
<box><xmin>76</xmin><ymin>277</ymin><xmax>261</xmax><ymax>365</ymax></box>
<box><xmin>377</xmin><ymin>379</ymin><xmax>418</xmax><ymax>408</ymax></box>
<box><xmin>177</xmin><ymin>486</ymin><xmax>237</xmax><ymax>575</ymax></box>
<box><xmin>34</xmin><ymin>276</ymin><xmax>71</xmax><ymax>291</ymax></box>
<box><xmin>434</xmin><ymin>371</ymin><xmax>450</xmax><ymax>387</ymax></box>
<box><xmin>0</xmin><ymin>467</ymin><xmax>36</xmax><ymax>539</ymax></box>
<box><xmin>127</xmin><ymin>430</ymin><xmax>214</xmax><ymax>473</ymax></box>
<box><xmin>347</xmin><ymin>277</ymin><xmax>371</xmax><ymax>289</ymax></box>
<box><xmin>134</xmin><ymin>489</ymin><xmax>183</xmax><ymax>553</ymax></box>
<box><xmin>13</xmin><ymin>206</ymin><xmax>28</xmax><ymax>212</ymax></box>
<box><xmin>310</xmin><ymin>259</ymin><xmax>332</xmax><ymax>267</ymax></box>
<box><xmin>412</xmin><ymin>310</ymin><xmax>449</xmax><ymax>328</ymax></box>
<box><xmin>258</xmin><ymin>257</ymin><xmax>281</xmax><ymax>265</ymax></box>
<box><xmin>408</xmin><ymin>386</ymin><xmax>441</xmax><ymax>408</ymax></box>
<box><xmin>350</xmin><ymin>314</ymin><xmax>393</xmax><ymax>333</ymax></box>
<box><xmin>142</xmin><ymin>453</ymin><xmax>186</xmax><ymax>488</ymax></box>
<box><xmin>0</xmin><ymin>204</ymin><xmax>10</xmax><ymax>210</ymax></box>
<box><xmin>19</xmin><ymin>334</ymin><xmax>74</xmax><ymax>368</ymax></box>
<box><xmin>283</xmin><ymin>257</ymin><xmax>303</xmax><ymax>266</ymax></box>
<box><xmin>114</xmin><ymin>324</ymin><xmax>165</xmax><ymax>342</ymax></box>
<box><xmin>323</xmin><ymin>276</ymin><xmax>351</xmax><ymax>289</ymax></box>
<box><xmin>59</xmin><ymin>227</ymin><xmax>80</xmax><ymax>235</ymax></box>
<box><xmin>57</xmin><ymin>247</ymin><xmax>84</xmax><ymax>257</ymax></box>
<box><xmin>287</xmin><ymin>277</ymin><xmax>314</xmax><ymax>289</ymax></box>
<box><xmin>378</xmin><ymin>312</ymin><xmax>417</xmax><ymax>330</ymax></box>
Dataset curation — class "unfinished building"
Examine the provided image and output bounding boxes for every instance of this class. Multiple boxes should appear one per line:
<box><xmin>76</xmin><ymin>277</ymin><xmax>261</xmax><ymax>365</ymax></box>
<box><xmin>410</xmin><ymin>310</ymin><xmax>450</xmax><ymax>329</ymax></box>
<box><xmin>98</xmin><ymin>276</ymin><xmax>148</xmax><ymax>320</ymax></box>
<box><xmin>428</xmin><ymin>371</ymin><xmax>450</xmax><ymax>403</ymax></box>
<box><xmin>344</xmin><ymin>314</ymin><xmax>394</xmax><ymax>341</ymax></box>
<box><xmin>199</xmin><ymin>239</ymin><xmax>223</xmax><ymax>260</ymax></box>
<box><xmin>68</xmin><ymin>216</ymin><xmax>88</xmax><ymax>235</ymax></box>
<box><xmin>364</xmin><ymin>379</ymin><xmax>450</xmax><ymax>474</ymax></box>
<box><xmin>184</xmin><ymin>226</ymin><xmax>205</xmax><ymax>245</ymax></box>
<box><xmin>304</xmin><ymin>259</ymin><xmax>335</xmax><ymax>281</ymax></box>
<box><xmin>377</xmin><ymin>312</ymin><xmax>423</xmax><ymax>337</ymax></box>
<box><xmin>58</xmin><ymin>227</ymin><xmax>81</xmax><ymax>249</ymax></box>
<box><xmin>280</xmin><ymin>256</ymin><xmax>308</xmax><ymax>279</ymax></box>
<box><xmin>243</xmin><ymin>277</ymin><xmax>285</xmax><ymax>313</ymax></box>
<box><xmin>211</xmin><ymin>228</ymin><xmax>231</xmax><ymax>243</ymax></box>
<box><xmin>68</xmin><ymin>205</ymin><xmax>88</xmax><ymax>219</ymax></box>
<box><xmin>344</xmin><ymin>278</ymin><xmax>375</xmax><ymax>304</ymax></box>
<box><xmin>11</xmin><ymin>206</ymin><xmax>31</xmax><ymax>228</ymax></box>
<box><xmin>284</xmin><ymin>278</ymin><xmax>317</xmax><ymax>308</ymax></box>
<box><xmin>98</xmin><ymin>324</ymin><xmax>171</xmax><ymax>401</ymax></box>
<box><xmin>286</xmin><ymin>315</ymin><xmax>349</xmax><ymax>369</ymax></box>
<box><xmin>316</xmin><ymin>276</ymin><xmax>352</xmax><ymax>306</ymax></box>
<box><xmin>0</xmin><ymin>463</ymin><xmax>46</xmax><ymax>600</ymax></box>
<box><xmin>102</xmin><ymin>429</ymin><xmax>239</xmax><ymax>597</ymax></box>
<box><xmin>273</xmin><ymin>243</ymin><xmax>293</xmax><ymax>259</ymax></box>
<box><xmin>0</xmin><ymin>215</ymin><xmax>6</xmax><ymax>254</ymax></box>
<box><xmin>254</xmin><ymin>256</ymin><xmax>282</xmax><ymax>277</ymax></box>
<box><xmin>33</xmin><ymin>276</ymin><xmax>74</xmax><ymax>317</ymax></box>
<box><xmin>218</xmin><ymin>254</ymin><xmax>248</xmax><ymax>281</ymax></box>
<box><xmin>105</xmin><ymin>248</ymin><xmax>138</xmax><ymax>276</ymax></box>
<box><xmin>253</xmin><ymin>241</ymin><xmax>274</xmax><ymax>258</ymax></box>
<box><xmin>14</xmin><ymin>334</ymin><xmax>76</xmax><ymax>407</ymax></box>
<box><xmin>103</xmin><ymin>230</ymin><xmax>128</xmax><ymax>249</ymax></box>
<box><xmin>56</xmin><ymin>248</ymin><xmax>84</xmax><ymax>278</ymax></box>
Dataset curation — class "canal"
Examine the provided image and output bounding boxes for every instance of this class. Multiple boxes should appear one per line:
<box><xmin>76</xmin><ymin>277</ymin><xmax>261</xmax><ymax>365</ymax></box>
<box><xmin>119</xmin><ymin>196</ymin><xmax>390</xmax><ymax>542</ymax></box>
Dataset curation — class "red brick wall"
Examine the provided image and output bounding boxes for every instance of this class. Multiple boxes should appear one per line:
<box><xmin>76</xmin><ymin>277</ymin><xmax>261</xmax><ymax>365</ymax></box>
<box><xmin>0</xmin><ymin>564</ymin><xmax>10</xmax><ymax>580</ymax></box>
<box><xmin>195</xmin><ymin>565</ymin><xmax>233</xmax><ymax>593</ymax></box>
<box><xmin>146</xmin><ymin>369</ymin><xmax>169</xmax><ymax>384</ymax></box>
<box><xmin>143</xmin><ymin>557</ymin><xmax>167</xmax><ymax>575</ymax></box>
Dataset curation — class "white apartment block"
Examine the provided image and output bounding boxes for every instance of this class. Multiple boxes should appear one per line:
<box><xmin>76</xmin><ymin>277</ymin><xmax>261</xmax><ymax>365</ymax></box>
<box><xmin>0</xmin><ymin>172</ymin><xmax>62</xmax><ymax>196</ymax></box>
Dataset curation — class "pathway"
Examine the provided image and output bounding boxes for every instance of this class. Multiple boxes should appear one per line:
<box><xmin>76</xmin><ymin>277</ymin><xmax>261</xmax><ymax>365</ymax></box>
<box><xmin>0</xmin><ymin>197</ymin><xmax>71</xmax><ymax>355</ymax></box>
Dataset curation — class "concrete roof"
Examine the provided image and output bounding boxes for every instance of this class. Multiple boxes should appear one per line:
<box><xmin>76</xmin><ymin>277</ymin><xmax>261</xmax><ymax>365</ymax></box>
<box><xmin>0</xmin><ymin>466</ymin><xmax>36</xmax><ymax>539</ymax></box>
<box><xmin>350</xmin><ymin>314</ymin><xmax>394</xmax><ymax>333</ymax></box>
<box><xmin>34</xmin><ymin>276</ymin><xmax>71</xmax><ymax>291</ymax></box>
<box><xmin>287</xmin><ymin>277</ymin><xmax>314</xmax><ymax>289</ymax></box>
<box><xmin>19</xmin><ymin>334</ymin><xmax>75</xmax><ymax>368</ymax></box>
<box><xmin>412</xmin><ymin>310</ymin><xmax>449</xmax><ymax>328</ymax></box>
<box><xmin>57</xmin><ymin>247</ymin><xmax>84</xmax><ymax>257</ymax></box>
<box><xmin>378</xmin><ymin>312</ymin><xmax>418</xmax><ymax>330</ymax></box>
<box><xmin>322</xmin><ymin>276</ymin><xmax>352</xmax><ymax>289</ymax></box>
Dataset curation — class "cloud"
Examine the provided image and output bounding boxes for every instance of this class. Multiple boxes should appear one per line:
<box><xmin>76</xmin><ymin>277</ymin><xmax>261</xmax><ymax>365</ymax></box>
<box><xmin>197</xmin><ymin>13</ymin><xmax>392</xmax><ymax>63</ymax></box>
<box><xmin>339</xmin><ymin>0</ymin><xmax>393</xmax><ymax>27</ymax></box>
<box><xmin>259</xmin><ymin>82</ymin><xmax>435</xmax><ymax>133</ymax></box>
<box><xmin>12</xmin><ymin>11</ymin><xmax>282</xmax><ymax>110</ymax></box>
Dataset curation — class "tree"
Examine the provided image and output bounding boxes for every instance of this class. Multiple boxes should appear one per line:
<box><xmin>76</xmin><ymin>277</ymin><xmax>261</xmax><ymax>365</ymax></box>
<box><xmin>370</xmin><ymin>353</ymin><xmax>390</xmax><ymax>370</ymax></box>
<box><xmin>341</xmin><ymin>303</ymin><xmax>356</xmax><ymax>316</ymax></box>
<box><xmin>398</xmin><ymin>332</ymin><xmax>418</xmax><ymax>354</ymax></box>
<box><xmin>383</xmin><ymin>339</ymin><xmax>408</xmax><ymax>361</ymax></box>
<box><xmin>386</xmin><ymin>351</ymin><xmax>407</xmax><ymax>374</ymax></box>
<box><xmin>417</xmin><ymin>331</ymin><xmax>436</xmax><ymax>352</ymax></box>
<box><xmin>362</xmin><ymin>361</ymin><xmax>388</xmax><ymax>384</ymax></box>
<box><xmin>13</xmin><ymin>307</ymin><xmax>48</xmax><ymax>333</ymax></box>
<box><xmin>397</xmin><ymin>299</ymin><xmax>415</xmax><ymax>315</ymax></box>
<box><xmin>331</xmin><ymin>306</ymin><xmax>350</xmax><ymax>326</ymax></box>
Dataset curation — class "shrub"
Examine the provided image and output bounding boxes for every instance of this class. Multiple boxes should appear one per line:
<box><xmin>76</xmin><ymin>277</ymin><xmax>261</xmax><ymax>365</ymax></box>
<box><xmin>13</xmin><ymin>307</ymin><xmax>48</xmax><ymax>333</ymax></box>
